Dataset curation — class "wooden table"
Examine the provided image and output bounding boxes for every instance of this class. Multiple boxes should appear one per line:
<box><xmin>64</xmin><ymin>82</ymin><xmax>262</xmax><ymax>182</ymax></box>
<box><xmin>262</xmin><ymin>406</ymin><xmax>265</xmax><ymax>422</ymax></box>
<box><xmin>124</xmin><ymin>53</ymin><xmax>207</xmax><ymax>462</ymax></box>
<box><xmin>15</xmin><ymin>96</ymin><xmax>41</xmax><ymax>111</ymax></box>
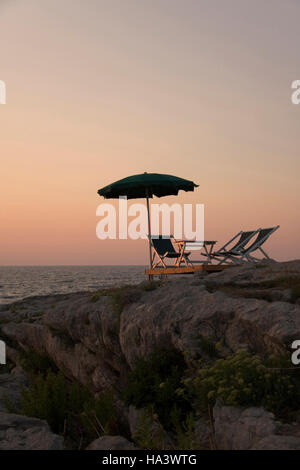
<box><xmin>174</xmin><ymin>240</ymin><xmax>217</xmax><ymax>265</ymax></box>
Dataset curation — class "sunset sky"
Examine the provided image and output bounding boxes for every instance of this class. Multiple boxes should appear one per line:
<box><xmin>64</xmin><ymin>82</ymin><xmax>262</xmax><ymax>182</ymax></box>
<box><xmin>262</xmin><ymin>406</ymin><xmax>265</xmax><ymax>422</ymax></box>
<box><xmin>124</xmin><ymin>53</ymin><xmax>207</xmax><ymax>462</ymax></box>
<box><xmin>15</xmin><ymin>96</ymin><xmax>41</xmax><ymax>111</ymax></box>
<box><xmin>0</xmin><ymin>0</ymin><xmax>299</xmax><ymax>265</ymax></box>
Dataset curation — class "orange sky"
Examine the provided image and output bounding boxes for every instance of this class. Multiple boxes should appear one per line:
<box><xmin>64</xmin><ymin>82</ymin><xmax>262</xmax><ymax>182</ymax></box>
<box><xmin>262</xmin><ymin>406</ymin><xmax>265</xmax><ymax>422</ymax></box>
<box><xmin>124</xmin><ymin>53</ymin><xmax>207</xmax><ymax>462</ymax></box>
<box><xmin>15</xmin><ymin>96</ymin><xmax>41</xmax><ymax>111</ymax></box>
<box><xmin>0</xmin><ymin>0</ymin><xmax>299</xmax><ymax>265</ymax></box>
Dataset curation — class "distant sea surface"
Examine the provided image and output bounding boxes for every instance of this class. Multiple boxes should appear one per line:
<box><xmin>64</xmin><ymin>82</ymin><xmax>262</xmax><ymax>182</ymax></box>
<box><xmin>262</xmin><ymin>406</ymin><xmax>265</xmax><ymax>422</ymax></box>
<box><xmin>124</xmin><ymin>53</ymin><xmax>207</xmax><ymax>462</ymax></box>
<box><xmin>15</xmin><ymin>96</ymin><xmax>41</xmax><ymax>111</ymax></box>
<box><xmin>0</xmin><ymin>266</ymin><xmax>146</xmax><ymax>305</ymax></box>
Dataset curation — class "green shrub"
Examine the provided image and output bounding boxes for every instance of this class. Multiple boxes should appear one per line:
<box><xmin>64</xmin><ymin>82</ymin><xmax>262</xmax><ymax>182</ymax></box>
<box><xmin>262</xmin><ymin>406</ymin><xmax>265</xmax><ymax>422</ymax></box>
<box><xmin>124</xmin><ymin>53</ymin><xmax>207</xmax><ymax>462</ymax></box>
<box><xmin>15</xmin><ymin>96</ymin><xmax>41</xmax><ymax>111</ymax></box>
<box><xmin>49</xmin><ymin>327</ymin><xmax>76</xmax><ymax>348</ymax></box>
<box><xmin>69</xmin><ymin>382</ymin><xmax>117</xmax><ymax>437</ymax></box>
<box><xmin>111</xmin><ymin>287</ymin><xmax>141</xmax><ymax>317</ymax></box>
<box><xmin>20</xmin><ymin>370</ymin><xmax>118</xmax><ymax>447</ymax></box>
<box><xmin>185</xmin><ymin>350</ymin><xmax>300</xmax><ymax>417</ymax></box>
<box><xmin>90</xmin><ymin>286</ymin><xmax>141</xmax><ymax>317</ymax></box>
<box><xmin>172</xmin><ymin>412</ymin><xmax>206</xmax><ymax>450</ymax></box>
<box><xmin>90</xmin><ymin>292</ymin><xmax>103</xmax><ymax>303</ymax></box>
<box><xmin>133</xmin><ymin>407</ymin><xmax>205</xmax><ymax>450</ymax></box>
<box><xmin>20</xmin><ymin>349</ymin><xmax>58</xmax><ymax>375</ymax></box>
<box><xmin>133</xmin><ymin>407</ymin><xmax>169</xmax><ymax>450</ymax></box>
<box><xmin>0</xmin><ymin>359</ymin><xmax>14</xmax><ymax>375</ymax></box>
<box><xmin>198</xmin><ymin>336</ymin><xmax>219</xmax><ymax>358</ymax></box>
<box><xmin>143</xmin><ymin>281</ymin><xmax>160</xmax><ymax>292</ymax></box>
<box><xmin>21</xmin><ymin>370</ymin><xmax>67</xmax><ymax>433</ymax></box>
<box><xmin>124</xmin><ymin>348</ymin><xmax>191</xmax><ymax>430</ymax></box>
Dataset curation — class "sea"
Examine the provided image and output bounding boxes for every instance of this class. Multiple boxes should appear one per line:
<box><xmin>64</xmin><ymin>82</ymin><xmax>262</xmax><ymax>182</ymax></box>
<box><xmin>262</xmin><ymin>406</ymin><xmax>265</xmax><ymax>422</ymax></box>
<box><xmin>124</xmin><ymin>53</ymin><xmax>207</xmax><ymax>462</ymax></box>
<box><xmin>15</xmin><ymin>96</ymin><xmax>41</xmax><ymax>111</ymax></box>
<box><xmin>0</xmin><ymin>266</ymin><xmax>146</xmax><ymax>305</ymax></box>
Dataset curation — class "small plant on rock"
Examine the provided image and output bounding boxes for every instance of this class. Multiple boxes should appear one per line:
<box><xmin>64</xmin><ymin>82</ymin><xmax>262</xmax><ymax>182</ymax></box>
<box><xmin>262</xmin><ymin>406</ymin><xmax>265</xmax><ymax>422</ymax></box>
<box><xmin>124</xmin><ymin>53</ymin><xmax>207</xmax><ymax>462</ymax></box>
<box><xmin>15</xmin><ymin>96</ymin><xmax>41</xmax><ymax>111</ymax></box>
<box><xmin>185</xmin><ymin>349</ymin><xmax>300</xmax><ymax>419</ymax></box>
<box><xmin>124</xmin><ymin>348</ymin><xmax>191</xmax><ymax>430</ymax></box>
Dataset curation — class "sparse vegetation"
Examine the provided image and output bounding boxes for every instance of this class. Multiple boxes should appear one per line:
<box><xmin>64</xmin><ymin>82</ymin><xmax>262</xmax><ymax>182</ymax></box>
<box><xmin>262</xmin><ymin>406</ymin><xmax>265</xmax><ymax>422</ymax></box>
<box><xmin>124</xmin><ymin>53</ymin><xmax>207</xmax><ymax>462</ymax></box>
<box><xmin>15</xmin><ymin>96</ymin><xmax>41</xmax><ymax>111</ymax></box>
<box><xmin>133</xmin><ymin>407</ymin><xmax>169</xmax><ymax>450</ymax></box>
<box><xmin>123</xmin><ymin>348</ymin><xmax>191</xmax><ymax>431</ymax></box>
<box><xmin>0</xmin><ymin>358</ymin><xmax>14</xmax><ymax>375</ymax></box>
<box><xmin>198</xmin><ymin>336</ymin><xmax>219</xmax><ymax>358</ymax></box>
<box><xmin>21</xmin><ymin>370</ymin><xmax>67</xmax><ymax>433</ymax></box>
<box><xmin>133</xmin><ymin>407</ymin><xmax>207</xmax><ymax>450</ymax></box>
<box><xmin>3</xmin><ymin>266</ymin><xmax>300</xmax><ymax>450</ymax></box>
<box><xmin>20</xmin><ymin>349</ymin><xmax>58</xmax><ymax>375</ymax></box>
<box><xmin>218</xmin><ymin>286</ymin><xmax>274</xmax><ymax>302</ymax></box>
<box><xmin>90</xmin><ymin>292</ymin><xmax>104</xmax><ymax>303</ymax></box>
<box><xmin>49</xmin><ymin>327</ymin><xmax>76</xmax><ymax>348</ymax></box>
<box><xmin>173</xmin><ymin>412</ymin><xmax>208</xmax><ymax>450</ymax></box>
<box><xmin>142</xmin><ymin>281</ymin><xmax>161</xmax><ymax>292</ymax></box>
<box><xmin>257</xmin><ymin>275</ymin><xmax>300</xmax><ymax>289</ymax></box>
<box><xmin>205</xmin><ymin>275</ymin><xmax>300</xmax><ymax>303</ymax></box>
<box><xmin>184</xmin><ymin>349</ymin><xmax>300</xmax><ymax>419</ymax></box>
<box><xmin>90</xmin><ymin>285</ymin><xmax>142</xmax><ymax>317</ymax></box>
<box><xmin>19</xmin><ymin>369</ymin><xmax>118</xmax><ymax>449</ymax></box>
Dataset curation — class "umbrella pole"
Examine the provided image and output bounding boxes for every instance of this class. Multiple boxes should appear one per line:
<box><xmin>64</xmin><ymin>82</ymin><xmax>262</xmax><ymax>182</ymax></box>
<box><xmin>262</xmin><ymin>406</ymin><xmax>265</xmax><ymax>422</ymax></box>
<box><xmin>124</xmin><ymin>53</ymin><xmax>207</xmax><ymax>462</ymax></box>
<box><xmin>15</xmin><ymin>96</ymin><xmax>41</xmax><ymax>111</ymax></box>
<box><xmin>146</xmin><ymin>190</ymin><xmax>152</xmax><ymax>279</ymax></box>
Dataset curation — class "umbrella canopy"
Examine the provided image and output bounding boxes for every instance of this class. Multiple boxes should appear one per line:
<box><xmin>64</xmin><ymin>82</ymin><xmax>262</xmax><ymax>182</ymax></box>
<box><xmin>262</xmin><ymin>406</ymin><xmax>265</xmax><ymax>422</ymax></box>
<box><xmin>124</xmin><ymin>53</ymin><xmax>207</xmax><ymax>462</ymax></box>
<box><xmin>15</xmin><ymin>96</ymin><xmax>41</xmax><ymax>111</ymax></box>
<box><xmin>98</xmin><ymin>172</ymin><xmax>198</xmax><ymax>199</ymax></box>
<box><xmin>97</xmin><ymin>172</ymin><xmax>199</xmax><ymax>270</ymax></box>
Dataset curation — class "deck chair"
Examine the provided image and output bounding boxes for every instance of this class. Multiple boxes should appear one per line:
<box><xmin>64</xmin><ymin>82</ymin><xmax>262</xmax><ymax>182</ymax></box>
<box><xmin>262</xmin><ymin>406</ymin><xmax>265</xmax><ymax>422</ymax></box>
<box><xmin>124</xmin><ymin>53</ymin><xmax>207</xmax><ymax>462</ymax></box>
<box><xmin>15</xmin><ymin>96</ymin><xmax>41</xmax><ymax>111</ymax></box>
<box><xmin>150</xmin><ymin>235</ymin><xmax>192</xmax><ymax>268</ymax></box>
<box><xmin>206</xmin><ymin>230</ymin><xmax>259</xmax><ymax>264</ymax></box>
<box><xmin>238</xmin><ymin>226</ymin><xmax>280</xmax><ymax>262</ymax></box>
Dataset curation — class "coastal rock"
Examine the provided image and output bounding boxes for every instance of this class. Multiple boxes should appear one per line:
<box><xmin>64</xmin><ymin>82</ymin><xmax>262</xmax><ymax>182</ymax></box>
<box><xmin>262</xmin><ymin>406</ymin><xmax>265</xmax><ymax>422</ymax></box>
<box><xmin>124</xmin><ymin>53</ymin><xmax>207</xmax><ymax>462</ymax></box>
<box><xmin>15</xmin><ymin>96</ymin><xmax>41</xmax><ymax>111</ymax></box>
<box><xmin>201</xmin><ymin>260</ymin><xmax>300</xmax><ymax>286</ymax></box>
<box><xmin>120</xmin><ymin>280</ymin><xmax>298</xmax><ymax>367</ymax></box>
<box><xmin>0</xmin><ymin>412</ymin><xmax>63</xmax><ymax>450</ymax></box>
<box><xmin>213</xmin><ymin>403</ymin><xmax>300</xmax><ymax>450</ymax></box>
<box><xmin>213</xmin><ymin>403</ymin><xmax>275</xmax><ymax>449</ymax></box>
<box><xmin>86</xmin><ymin>435</ymin><xmax>137</xmax><ymax>450</ymax></box>
<box><xmin>1</xmin><ymin>261</ymin><xmax>300</xmax><ymax>450</ymax></box>
<box><xmin>1</xmin><ymin>261</ymin><xmax>300</xmax><ymax>394</ymax></box>
<box><xmin>254</xmin><ymin>435</ymin><xmax>300</xmax><ymax>450</ymax></box>
<box><xmin>1</xmin><ymin>294</ymin><xmax>125</xmax><ymax>392</ymax></box>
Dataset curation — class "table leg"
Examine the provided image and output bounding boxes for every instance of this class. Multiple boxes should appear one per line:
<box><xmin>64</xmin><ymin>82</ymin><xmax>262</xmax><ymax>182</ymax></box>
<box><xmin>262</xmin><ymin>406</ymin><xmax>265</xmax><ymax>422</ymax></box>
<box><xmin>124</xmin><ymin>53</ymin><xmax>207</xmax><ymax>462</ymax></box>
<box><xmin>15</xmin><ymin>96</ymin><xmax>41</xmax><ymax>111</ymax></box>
<box><xmin>203</xmin><ymin>244</ymin><xmax>214</xmax><ymax>263</ymax></box>
<box><xmin>177</xmin><ymin>243</ymin><xmax>185</xmax><ymax>266</ymax></box>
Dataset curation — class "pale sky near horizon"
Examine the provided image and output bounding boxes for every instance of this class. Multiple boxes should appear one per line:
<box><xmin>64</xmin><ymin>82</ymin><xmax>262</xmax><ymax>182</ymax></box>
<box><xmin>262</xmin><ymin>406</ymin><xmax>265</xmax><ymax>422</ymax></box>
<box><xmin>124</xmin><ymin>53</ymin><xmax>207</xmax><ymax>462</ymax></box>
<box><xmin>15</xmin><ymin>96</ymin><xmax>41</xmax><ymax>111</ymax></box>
<box><xmin>0</xmin><ymin>0</ymin><xmax>299</xmax><ymax>265</ymax></box>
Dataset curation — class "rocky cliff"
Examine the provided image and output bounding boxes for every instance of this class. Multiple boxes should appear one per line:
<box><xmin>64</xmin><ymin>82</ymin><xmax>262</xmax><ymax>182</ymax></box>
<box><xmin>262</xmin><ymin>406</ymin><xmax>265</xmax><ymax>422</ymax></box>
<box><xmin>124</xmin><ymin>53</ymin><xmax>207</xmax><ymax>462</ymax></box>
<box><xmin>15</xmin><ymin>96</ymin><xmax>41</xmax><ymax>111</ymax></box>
<box><xmin>1</xmin><ymin>260</ymin><xmax>300</xmax><ymax>450</ymax></box>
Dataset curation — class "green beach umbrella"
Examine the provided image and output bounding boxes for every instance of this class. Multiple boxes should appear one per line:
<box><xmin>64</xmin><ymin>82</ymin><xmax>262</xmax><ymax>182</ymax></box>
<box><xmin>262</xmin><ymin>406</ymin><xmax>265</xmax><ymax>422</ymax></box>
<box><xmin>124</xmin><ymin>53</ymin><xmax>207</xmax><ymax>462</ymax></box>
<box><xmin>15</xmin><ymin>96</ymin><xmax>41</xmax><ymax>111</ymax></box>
<box><xmin>97</xmin><ymin>172</ymin><xmax>199</xmax><ymax>268</ymax></box>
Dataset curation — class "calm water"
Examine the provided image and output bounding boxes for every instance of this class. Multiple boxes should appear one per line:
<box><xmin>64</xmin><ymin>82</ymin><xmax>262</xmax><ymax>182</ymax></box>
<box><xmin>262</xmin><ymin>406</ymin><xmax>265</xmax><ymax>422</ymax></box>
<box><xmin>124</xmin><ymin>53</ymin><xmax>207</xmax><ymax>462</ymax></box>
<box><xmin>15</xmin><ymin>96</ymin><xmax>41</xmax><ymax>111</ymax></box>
<box><xmin>0</xmin><ymin>266</ymin><xmax>146</xmax><ymax>305</ymax></box>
